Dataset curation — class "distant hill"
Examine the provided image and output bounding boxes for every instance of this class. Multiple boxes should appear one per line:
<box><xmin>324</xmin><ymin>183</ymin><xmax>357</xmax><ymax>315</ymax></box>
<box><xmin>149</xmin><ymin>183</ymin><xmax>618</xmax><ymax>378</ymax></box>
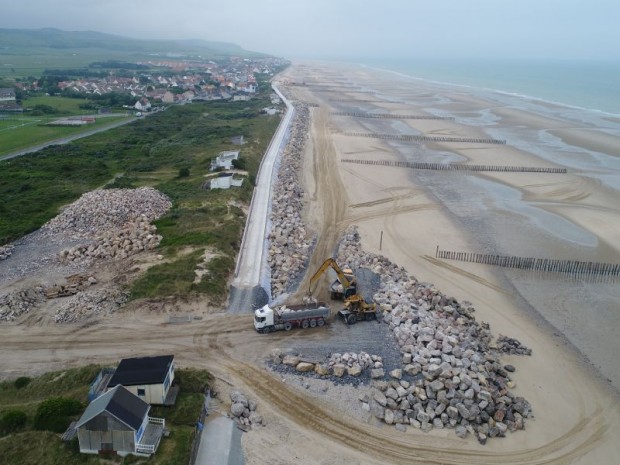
<box><xmin>0</xmin><ymin>28</ymin><xmax>270</xmax><ymax>77</ymax></box>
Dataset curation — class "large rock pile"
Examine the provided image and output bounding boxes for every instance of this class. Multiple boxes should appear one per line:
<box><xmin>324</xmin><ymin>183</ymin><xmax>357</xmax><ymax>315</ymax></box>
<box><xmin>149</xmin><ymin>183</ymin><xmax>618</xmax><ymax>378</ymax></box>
<box><xmin>54</xmin><ymin>286</ymin><xmax>129</xmax><ymax>323</ymax></box>
<box><xmin>337</xmin><ymin>227</ymin><xmax>532</xmax><ymax>442</ymax></box>
<box><xmin>229</xmin><ymin>390</ymin><xmax>263</xmax><ymax>429</ymax></box>
<box><xmin>268</xmin><ymin>103</ymin><xmax>313</xmax><ymax>297</ymax></box>
<box><xmin>271</xmin><ymin>349</ymin><xmax>383</xmax><ymax>379</ymax></box>
<box><xmin>0</xmin><ymin>244</ymin><xmax>15</xmax><ymax>261</ymax></box>
<box><xmin>59</xmin><ymin>215</ymin><xmax>162</xmax><ymax>263</ymax></box>
<box><xmin>42</xmin><ymin>187</ymin><xmax>171</xmax><ymax>238</ymax></box>
<box><xmin>0</xmin><ymin>287</ymin><xmax>46</xmax><ymax>321</ymax></box>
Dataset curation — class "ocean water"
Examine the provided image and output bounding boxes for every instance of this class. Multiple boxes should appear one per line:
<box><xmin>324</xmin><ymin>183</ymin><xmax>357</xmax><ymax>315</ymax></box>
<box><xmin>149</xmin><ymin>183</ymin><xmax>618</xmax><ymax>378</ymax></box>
<box><xmin>362</xmin><ymin>59</ymin><xmax>620</xmax><ymax>116</ymax></box>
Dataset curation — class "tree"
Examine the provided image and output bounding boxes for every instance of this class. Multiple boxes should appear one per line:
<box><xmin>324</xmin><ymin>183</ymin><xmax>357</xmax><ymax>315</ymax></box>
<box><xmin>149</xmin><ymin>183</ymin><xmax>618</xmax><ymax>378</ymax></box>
<box><xmin>0</xmin><ymin>410</ymin><xmax>28</xmax><ymax>435</ymax></box>
<box><xmin>34</xmin><ymin>397</ymin><xmax>82</xmax><ymax>433</ymax></box>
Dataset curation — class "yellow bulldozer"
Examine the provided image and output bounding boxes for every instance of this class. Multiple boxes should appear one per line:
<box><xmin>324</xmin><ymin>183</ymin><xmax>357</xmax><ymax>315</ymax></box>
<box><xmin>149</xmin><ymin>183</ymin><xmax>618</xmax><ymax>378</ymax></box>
<box><xmin>308</xmin><ymin>258</ymin><xmax>378</xmax><ymax>324</ymax></box>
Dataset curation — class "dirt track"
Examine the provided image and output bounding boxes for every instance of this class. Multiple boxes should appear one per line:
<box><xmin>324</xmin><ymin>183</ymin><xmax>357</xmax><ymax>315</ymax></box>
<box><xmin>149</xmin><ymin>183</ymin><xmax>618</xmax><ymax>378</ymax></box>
<box><xmin>1</xmin><ymin>64</ymin><xmax>619</xmax><ymax>464</ymax></box>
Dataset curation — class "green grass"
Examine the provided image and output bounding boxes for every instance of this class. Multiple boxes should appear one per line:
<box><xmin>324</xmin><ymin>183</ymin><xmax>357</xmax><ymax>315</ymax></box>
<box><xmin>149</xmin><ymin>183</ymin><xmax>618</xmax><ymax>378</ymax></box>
<box><xmin>0</xmin><ymin>367</ymin><xmax>212</xmax><ymax>465</ymax></box>
<box><xmin>0</xmin><ymin>91</ymin><xmax>281</xmax><ymax>301</ymax></box>
<box><xmin>0</xmin><ymin>115</ymin><xmax>129</xmax><ymax>156</ymax></box>
<box><xmin>22</xmin><ymin>96</ymin><xmax>92</xmax><ymax>114</ymax></box>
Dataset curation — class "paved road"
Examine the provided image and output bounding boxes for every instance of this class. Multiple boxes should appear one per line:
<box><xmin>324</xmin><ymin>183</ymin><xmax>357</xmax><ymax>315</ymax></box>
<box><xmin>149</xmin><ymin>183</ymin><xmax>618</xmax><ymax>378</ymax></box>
<box><xmin>228</xmin><ymin>86</ymin><xmax>294</xmax><ymax>313</ymax></box>
<box><xmin>196</xmin><ymin>416</ymin><xmax>244</xmax><ymax>465</ymax></box>
<box><xmin>0</xmin><ymin>116</ymin><xmax>137</xmax><ymax>161</ymax></box>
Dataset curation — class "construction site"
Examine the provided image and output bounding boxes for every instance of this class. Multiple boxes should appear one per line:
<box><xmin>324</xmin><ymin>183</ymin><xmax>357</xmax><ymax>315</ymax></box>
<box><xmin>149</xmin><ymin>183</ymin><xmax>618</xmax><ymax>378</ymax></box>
<box><xmin>1</xmin><ymin>62</ymin><xmax>619</xmax><ymax>465</ymax></box>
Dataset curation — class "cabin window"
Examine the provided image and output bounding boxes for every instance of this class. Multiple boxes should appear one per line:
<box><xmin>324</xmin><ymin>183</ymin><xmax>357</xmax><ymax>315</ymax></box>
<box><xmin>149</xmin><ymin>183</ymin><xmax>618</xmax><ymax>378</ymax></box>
<box><xmin>254</xmin><ymin>316</ymin><xmax>266</xmax><ymax>323</ymax></box>
<box><xmin>137</xmin><ymin>388</ymin><xmax>145</xmax><ymax>396</ymax></box>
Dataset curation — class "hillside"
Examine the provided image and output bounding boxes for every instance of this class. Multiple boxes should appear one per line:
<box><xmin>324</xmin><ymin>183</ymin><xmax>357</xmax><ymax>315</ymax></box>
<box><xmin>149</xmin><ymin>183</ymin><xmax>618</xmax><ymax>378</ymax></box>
<box><xmin>0</xmin><ymin>28</ymin><xmax>270</xmax><ymax>77</ymax></box>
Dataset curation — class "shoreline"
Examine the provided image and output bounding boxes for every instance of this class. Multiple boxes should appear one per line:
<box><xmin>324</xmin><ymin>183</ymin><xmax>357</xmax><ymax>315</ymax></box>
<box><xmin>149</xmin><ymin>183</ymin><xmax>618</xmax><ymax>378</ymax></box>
<box><xmin>282</xmin><ymin>60</ymin><xmax>620</xmax><ymax>462</ymax></box>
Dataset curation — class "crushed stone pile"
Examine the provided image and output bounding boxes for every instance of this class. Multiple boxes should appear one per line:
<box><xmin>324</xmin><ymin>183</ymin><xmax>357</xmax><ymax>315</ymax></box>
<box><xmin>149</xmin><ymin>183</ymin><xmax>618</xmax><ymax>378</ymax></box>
<box><xmin>0</xmin><ymin>287</ymin><xmax>46</xmax><ymax>321</ymax></box>
<box><xmin>42</xmin><ymin>187</ymin><xmax>171</xmax><ymax>238</ymax></box>
<box><xmin>0</xmin><ymin>244</ymin><xmax>15</xmax><ymax>261</ymax></box>
<box><xmin>268</xmin><ymin>103</ymin><xmax>313</xmax><ymax>297</ymax></box>
<box><xmin>54</xmin><ymin>286</ymin><xmax>129</xmax><ymax>323</ymax></box>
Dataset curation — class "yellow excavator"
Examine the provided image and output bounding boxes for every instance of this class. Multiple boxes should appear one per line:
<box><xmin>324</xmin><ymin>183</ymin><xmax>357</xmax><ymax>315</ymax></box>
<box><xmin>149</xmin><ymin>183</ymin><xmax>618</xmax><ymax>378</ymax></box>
<box><xmin>308</xmin><ymin>258</ymin><xmax>377</xmax><ymax>324</ymax></box>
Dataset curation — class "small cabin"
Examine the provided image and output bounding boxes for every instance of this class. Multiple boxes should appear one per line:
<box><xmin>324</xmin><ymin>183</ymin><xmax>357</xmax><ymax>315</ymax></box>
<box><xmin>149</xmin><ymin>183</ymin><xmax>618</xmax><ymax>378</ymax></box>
<box><xmin>107</xmin><ymin>355</ymin><xmax>176</xmax><ymax>406</ymax></box>
<box><xmin>76</xmin><ymin>385</ymin><xmax>165</xmax><ymax>457</ymax></box>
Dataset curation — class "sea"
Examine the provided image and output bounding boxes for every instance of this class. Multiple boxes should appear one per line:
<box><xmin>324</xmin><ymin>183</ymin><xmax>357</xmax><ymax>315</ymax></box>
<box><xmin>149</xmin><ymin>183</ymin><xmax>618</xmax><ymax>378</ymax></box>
<box><xmin>360</xmin><ymin>58</ymin><xmax>620</xmax><ymax>117</ymax></box>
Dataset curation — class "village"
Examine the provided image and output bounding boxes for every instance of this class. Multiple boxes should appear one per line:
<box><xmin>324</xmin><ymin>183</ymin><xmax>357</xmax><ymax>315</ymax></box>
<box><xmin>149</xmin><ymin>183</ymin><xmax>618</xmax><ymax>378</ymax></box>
<box><xmin>5</xmin><ymin>56</ymin><xmax>288</xmax><ymax>112</ymax></box>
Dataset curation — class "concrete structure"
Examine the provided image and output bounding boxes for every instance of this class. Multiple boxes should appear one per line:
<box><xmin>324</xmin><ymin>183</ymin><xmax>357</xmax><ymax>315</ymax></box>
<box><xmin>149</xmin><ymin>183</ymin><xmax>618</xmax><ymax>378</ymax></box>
<box><xmin>76</xmin><ymin>385</ymin><xmax>165</xmax><ymax>457</ymax></box>
<box><xmin>211</xmin><ymin>150</ymin><xmax>240</xmax><ymax>171</ymax></box>
<box><xmin>107</xmin><ymin>355</ymin><xmax>175</xmax><ymax>405</ymax></box>
<box><xmin>209</xmin><ymin>172</ymin><xmax>244</xmax><ymax>190</ymax></box>
<box><xmin>232</xmin><ymin>85</ymin><xmax>293</xmax><ymax>292</ymax></box>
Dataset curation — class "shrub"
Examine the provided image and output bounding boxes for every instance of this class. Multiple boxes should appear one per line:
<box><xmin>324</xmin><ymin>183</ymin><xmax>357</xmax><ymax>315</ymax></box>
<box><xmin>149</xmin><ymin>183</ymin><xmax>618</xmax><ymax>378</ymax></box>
<box><xmin>0</xmin><ymin>410</ymin><xmax>28</xmax><ymax>434</ymax></box>
<box><xmin>178</xmin><ymin>167</ymin><xmax>190</xmax><ymax>178</ymax></box>
<box><xmin>34</xmin><ymin>397</ymin><xmax>82</xmax><ymax>433</ymax></box>
<box><xmin>14</xmin><ymin>376</ymin><xmax>32</xmax><ymax>389</ymax></box>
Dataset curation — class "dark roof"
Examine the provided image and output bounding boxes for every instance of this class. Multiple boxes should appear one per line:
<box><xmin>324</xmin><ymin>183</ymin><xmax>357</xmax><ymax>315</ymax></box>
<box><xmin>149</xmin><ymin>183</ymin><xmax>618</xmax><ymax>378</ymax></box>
<box><xmin>76</xmin><ymin>385</ymin><xmax>149</xmax><ymax>431</ymax></box>
<box><xmin>108</xmin><ymin>355</ymin><xmax>174</xmax><ymax>387</ymax></box>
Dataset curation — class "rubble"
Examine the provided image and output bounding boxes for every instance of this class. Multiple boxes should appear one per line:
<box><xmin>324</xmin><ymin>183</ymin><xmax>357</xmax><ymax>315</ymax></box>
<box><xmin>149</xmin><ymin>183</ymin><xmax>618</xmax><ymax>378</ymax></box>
<box><xmin>229</xmin><ymin>390</ymin><xmax>263</xmax><ymax>428</ymax></box>
<box><xmin>267</xmin><ymin>103</ymin><xmax>313</xmax><ymax>297</ymax></box>
<box><xmin>0</xmin><ymin>287</ymin><xmax>46</xmax><ymax>321</ymax></box>
<box><xmin>53</xmin><ymin>286</ymin><xmax>129</xmax><ymax>323</ymax></box>
<box><xmin>336</xmin><ymin>226</ymin><xmax>532</xmax><ymax>441</ymax></box>
<box><xmin>0</xmin><ymin>244</ymin><xmax>15</xmax><ymax>261</ymax></box>
<box><xmin>42</xmin><ymin>187</ymin><xmax>171</xmax><ymax>238</ymax></box>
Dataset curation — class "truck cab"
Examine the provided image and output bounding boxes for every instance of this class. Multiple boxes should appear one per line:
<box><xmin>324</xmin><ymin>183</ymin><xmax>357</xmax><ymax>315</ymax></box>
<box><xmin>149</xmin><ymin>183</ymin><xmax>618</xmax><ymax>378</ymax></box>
<box><xmin>254</xmin><ymin>305</ymin><xmax>275</xmax><ymax>332</ymax></box>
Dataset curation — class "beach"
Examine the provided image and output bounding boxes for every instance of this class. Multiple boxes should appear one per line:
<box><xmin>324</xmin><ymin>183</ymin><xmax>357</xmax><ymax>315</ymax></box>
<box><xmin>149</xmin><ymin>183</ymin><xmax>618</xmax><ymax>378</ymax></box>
<box><xmin>271</xmin><ymin>61</ymin><xmax>620</xmax><ymax>463</ymax></box>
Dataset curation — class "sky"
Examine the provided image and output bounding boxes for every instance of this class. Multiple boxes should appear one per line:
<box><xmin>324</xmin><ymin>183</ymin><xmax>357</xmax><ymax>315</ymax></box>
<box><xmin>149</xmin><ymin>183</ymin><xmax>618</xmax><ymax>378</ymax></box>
<box><xmin>3</xmin><ymin>0</ymin><xmax>620</xmax><ymax>61</ymax></box>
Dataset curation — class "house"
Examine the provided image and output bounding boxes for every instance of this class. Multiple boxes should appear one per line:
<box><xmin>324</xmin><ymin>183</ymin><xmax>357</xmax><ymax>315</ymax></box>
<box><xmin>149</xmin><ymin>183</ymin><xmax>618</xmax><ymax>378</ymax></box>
<box><xmin>162</xmin><ymin>91</ymin><xmax>175</xmax><ymax>103</ymax></box>
<box><xmin>134</xmin><ymin>97</ymin><xmax>151</xmax><ymax>112</ymax></box>
<box><xmin>76</xmin><ymin>385</ymin><xmax>165</xmax><ymax>457</ymax></box>
<box><xmin>107</xmin><ymin>355</ymin><xmax>176</xmax><ymax>405</ymax></box>
<box><xmin>210</xmin><ymin>150</ymin><xmax>239</xmax><ymax>171</ymax></box>
<box><xmin>208</xmin><ymin>172</ymin><xmax>244</xmax><ymax>190</ymax></box>
<box><xmin>0</xmin><ymin>88</ymin><xmax>16</xmax><ymax>102</ymax></box>
<box><xmin>230</xmin><ymin>135</ymin><xmax>245</xmax><ymax>145</ymax></box>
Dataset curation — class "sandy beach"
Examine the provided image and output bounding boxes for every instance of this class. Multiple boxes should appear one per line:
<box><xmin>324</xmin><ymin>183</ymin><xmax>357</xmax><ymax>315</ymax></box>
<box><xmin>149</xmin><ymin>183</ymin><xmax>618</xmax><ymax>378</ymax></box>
<box><xmin>270</xmin><ymin>62</ymin><xmax>620</xmax><ymax>463</ymax></box>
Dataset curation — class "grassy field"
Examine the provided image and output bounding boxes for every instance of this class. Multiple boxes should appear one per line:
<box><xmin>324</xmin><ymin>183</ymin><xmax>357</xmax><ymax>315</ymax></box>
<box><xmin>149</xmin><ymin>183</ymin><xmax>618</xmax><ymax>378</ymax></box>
<box><xmin>0</xmin><ymin>367</ymin><xmax>212</xmax><ymax>465</ymax></box>
<box><xmin>0</xmin><ymin>92</ymin><xmax>281</xmax><ymax>302</ymax></box>
<box><xmin>0</xmin><ymin>114</ymin><xmax>130</xmax><ymax>156</ymax></box>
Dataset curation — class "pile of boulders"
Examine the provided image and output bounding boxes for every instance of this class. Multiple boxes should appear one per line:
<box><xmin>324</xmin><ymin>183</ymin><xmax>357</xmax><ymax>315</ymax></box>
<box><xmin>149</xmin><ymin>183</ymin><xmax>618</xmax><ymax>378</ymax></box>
<box><xmin>496</xmin><ymin>336</ymin><xmax>532</xmax><ymax>355</ymax></box>
<box><xmin>42</xmin><ymin>187</ymin><xmax>171</xmax><ymax>238</ymax></box>
<box><xmin>53</xmin><ymin>286</ymin><xmax>129</xmax><ymax>323</ymax></box>
<box><xmin>0</xmin><ymin>287</ymin><xmax>46</xmax><ymax>321</ymax></box>
<box><xmin>59</xmin><ymin>215</ymin><xmax>163</xmax><ymax>263</ymax></box>
<box><xmin>271</xmin><ymin>349</ymin><xmax>384</xmax><ymax>379</ymax></box>
<box><xmin>268</xmin><ymin>103</ymin><xmax>313</xmax><ymax>297</ymax></box>
<box><xmin>229</xmin><ymin>390</ymin><xmax>263</xmax><ymax>429</ymax></box>
<box><xmin>336</xmin><ymin>226</ymin><xmax>531</xmax><ymax>442</ymax></box>
<box><xmin>0</xmin><ymin>244</ymin><xmax>15</xmax><ymax>261</ymax></box>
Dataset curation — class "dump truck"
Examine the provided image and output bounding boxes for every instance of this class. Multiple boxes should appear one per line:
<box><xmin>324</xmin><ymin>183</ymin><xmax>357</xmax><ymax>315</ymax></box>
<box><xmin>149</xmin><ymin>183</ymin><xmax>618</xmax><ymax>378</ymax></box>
<box><xmin>254</xmin><ymin>302</ymin><xmax>330</xmax><ymax>333</ymax></box>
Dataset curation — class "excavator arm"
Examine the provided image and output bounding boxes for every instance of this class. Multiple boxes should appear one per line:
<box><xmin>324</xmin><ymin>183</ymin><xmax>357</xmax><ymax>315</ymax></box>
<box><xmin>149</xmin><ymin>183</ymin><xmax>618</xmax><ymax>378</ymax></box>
<box><xmin>308</xmin><ymin>258</ymin><xmax>353</xmax><ymax>297</ymax></box>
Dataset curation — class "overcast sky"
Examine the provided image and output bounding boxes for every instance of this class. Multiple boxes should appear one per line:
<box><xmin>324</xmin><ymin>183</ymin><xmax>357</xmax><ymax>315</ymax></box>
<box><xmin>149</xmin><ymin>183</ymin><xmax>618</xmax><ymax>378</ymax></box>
<box><xmin>3</xmin><ymin>0</ymin><xmax>619</xmax><ymax>61</ymax></box>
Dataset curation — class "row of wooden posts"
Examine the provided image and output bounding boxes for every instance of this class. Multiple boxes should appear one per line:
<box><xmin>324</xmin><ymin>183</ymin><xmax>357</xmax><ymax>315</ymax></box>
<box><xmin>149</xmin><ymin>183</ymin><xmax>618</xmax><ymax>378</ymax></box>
<box><xmin>435</xmin><ymin>247</ymin><xmax>620</xmax><ymax>277</ymax></box>
<box><xmin>332</xmin><ymin>112</ymin><xmax>454</xmax><ymax>121</ymax></box>
<box><xmin>341</xmin><ymin>159</ymin><xmax>567</xmax><ymax>174</ymax></box>
<box><xmin>342</xmin><ymin>131</ymin><xmax>507</xmax><ymax>145</ymax></box>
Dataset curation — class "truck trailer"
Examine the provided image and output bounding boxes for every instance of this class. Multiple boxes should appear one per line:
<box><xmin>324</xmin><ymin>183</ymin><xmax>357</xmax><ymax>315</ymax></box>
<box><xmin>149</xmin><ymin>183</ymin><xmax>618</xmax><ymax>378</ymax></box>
<box><xmin>254</xmin><ymin>302</ymin><xmax>330</xmax><ymax>333</ymax></box>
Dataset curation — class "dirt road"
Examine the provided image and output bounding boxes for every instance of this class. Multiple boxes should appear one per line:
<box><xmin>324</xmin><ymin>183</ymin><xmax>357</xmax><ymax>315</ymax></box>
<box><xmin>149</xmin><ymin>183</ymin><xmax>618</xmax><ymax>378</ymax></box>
<box><xmin>1</xmin><ymin>63</ymin><xmax>619</xmax><ymax>465</ymax></box>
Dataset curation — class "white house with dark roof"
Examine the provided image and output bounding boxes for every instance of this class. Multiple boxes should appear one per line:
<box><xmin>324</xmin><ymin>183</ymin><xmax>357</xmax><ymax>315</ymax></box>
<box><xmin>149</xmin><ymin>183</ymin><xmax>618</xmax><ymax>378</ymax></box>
<box><xmin>106</xmin><ymin>355</ymin><xmax>176</xmax><ymax>406</ymax></box>
<box><xmin>210</xmin><ymin>150</ymin><xmax>239</xmax><ymax>171</ymax></box>
<box><xmin>76</xmin><ymin>385</ymin><xmax>165</xmax><ymax>457</ymax></box>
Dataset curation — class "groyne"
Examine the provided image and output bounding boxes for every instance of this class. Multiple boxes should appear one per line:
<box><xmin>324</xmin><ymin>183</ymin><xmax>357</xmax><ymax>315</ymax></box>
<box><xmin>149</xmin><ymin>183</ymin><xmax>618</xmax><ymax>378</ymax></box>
<box><xmin>435</xmin><ymin>247</ymin><xmax>620</xmax><ymax>278</ymax></box>
<box><xmin>342</xmin><ymin>159</ymin><xmax>567</xmax><ymax>174</ymax></box>
<box><xmin>332</xmin><ymin>111</ymin><xmax>454</xmax><ymax>121</ymax></box>
<box><xmin>341</xmin><ymin>131</ymin><xmax>506</xmax><ymax>145</ymax></box>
